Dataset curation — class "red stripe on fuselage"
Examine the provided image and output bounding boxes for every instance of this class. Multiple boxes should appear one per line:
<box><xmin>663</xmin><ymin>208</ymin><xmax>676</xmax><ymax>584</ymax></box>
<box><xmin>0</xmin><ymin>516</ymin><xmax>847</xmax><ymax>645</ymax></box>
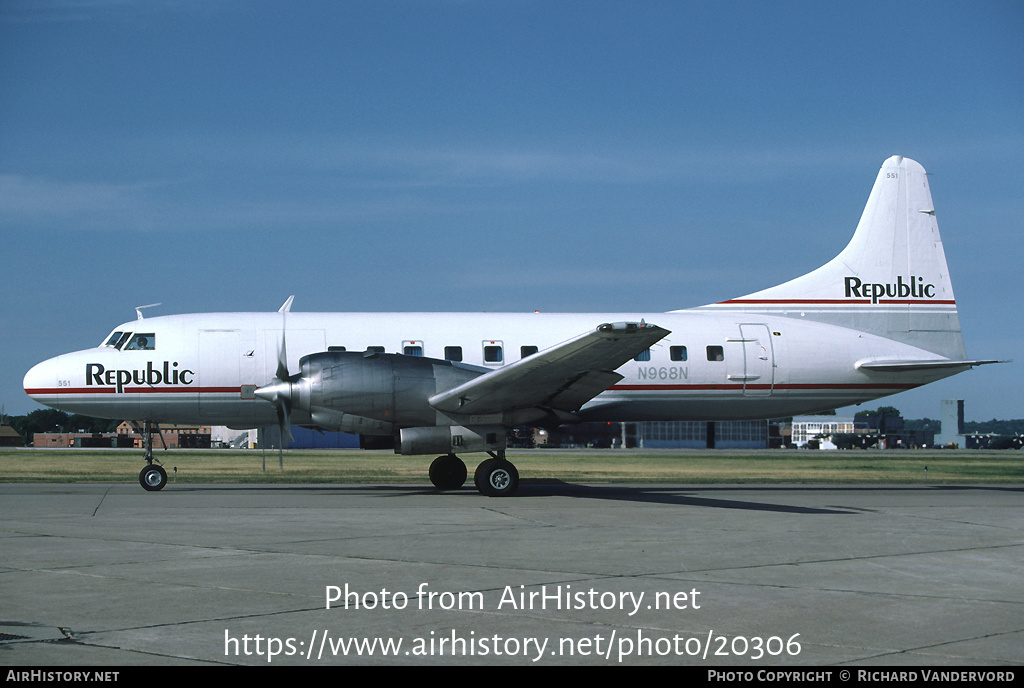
<box><xmin>715</xmin><ymin>298</ymin><xmax>956</xmax><ymax>306</ymax></box>
<box><xmin>25</xmin><ymin>386</ymin><xmax>239</xmax><ymax>395</ymax></box>
<box><xmin>609</xmin><ymin>383</ymin><xmax>919</xmax><ymax>391</ymax></box>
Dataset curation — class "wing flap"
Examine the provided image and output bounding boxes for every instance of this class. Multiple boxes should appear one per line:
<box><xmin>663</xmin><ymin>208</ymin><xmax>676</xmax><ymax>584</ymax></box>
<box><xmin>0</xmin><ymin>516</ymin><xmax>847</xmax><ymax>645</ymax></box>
<box><xmin>429</xmin><ymin>322</ymin><xmax>669</xmax><ymax>416</ymax></box>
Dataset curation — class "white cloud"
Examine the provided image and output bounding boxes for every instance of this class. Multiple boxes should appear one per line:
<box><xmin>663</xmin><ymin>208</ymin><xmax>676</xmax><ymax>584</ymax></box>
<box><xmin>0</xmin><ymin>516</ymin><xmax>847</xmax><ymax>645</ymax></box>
<box><xmin>0</xmin><ymin>174</ymin><xmax>136</xmax><ymax>218</ymax></box>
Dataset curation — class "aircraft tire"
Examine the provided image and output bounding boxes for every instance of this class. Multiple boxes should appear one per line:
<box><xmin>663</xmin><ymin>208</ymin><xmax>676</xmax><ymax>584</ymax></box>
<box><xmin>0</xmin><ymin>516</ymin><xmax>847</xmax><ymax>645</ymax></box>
<box><xmin>474</xmin><ymin>458</ymin><xmax>519</xmax><ymax>497</ymax></box>
<box><xmin>139</xmin><ymin>464</ymin><xmax>167</xmax><ymax>492</ymax></box>
<box><xmin>429</xmin><ymin>454</ymin><xmax>467</xmax><ymax>490</ymax></box>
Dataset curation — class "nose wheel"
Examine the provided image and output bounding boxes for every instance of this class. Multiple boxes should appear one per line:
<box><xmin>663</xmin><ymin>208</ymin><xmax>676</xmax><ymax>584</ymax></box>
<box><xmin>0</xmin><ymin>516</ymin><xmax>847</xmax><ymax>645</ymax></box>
<box><xmin>140</xmin><ymin>464</ymin><xmax>167</xmax><ymax>491</ymax></box>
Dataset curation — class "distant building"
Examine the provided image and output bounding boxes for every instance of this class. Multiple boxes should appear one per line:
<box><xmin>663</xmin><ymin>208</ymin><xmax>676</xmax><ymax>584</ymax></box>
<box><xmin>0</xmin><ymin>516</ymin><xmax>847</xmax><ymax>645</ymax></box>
<box><xmin>794</xmin><ymin>410</ymin><xmax>938</xmax><ymax>450</ymax></box>
<box><xmin>0</xmin><ymin>425</ymin><xmax>23</xmax><ymax>447</ymax></box>
<box><xmin>210</xmin><ymin>426</ymin><xmax>255</xmax><ymax>448</ymax></box>
<box><xmin>934</xmin><ymin>399</ymin><xmax>965</xmax><ymax>448</ymax></box>
<box><xmin>791</xmin><ymin>416</ymin><xmax>857</xmax><ymax>449</ymax></box>
<box><xmin>115</xmin><ymin>422</ymin><xmax>212</xmax><ymax>449</ymax></box>
<box><xmin>539</xmin><ymin>421</ymin><xmax>770</xmax><ymax>449</ymax></box>
<box><xmin>32</xmin><ymin>422</ymin><xmax>212</xmax><ymax>449</ymax></box>
<box><xmin>31</xmin><ymin>431</ymin><xmax>125</xmax><ymax>448</ymax></box>
<box><xmin>636</xmin><ymin>421</ymin><xmax>769</xmax><ymax>449</ymax></box>
<box><xmin>254</xmin><ymin>426</ymin><xmax>360</xmax><ymax>450</ymax></box>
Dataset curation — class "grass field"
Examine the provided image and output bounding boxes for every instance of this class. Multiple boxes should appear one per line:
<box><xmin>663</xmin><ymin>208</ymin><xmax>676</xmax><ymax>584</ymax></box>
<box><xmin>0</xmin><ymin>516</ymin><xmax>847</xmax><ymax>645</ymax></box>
<box><xmin>0</xmin><ymin>448</ymin><xmax>1021</xmax><ymax>485</ymax></box>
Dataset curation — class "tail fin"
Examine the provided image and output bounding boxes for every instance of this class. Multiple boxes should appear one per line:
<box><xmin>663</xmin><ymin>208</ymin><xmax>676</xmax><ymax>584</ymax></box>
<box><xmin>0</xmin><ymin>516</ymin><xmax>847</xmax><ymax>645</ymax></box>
<box><xmin>696</xmin><ymin>156</ymin><xmax>966</xmax><ymax>360</ymax></box>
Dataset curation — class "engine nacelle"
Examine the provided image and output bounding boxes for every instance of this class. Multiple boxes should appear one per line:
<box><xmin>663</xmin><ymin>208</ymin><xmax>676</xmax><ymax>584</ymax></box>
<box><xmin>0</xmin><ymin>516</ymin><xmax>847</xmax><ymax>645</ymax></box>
<box><xmin>398</xmin><ymin>425</ymin><xmax>506</xmax><ymax>456</ymax></box>
<box><xmin>288</xmin><ymin>351</ymin><xmax>484</xmax><ymax>431</ymax></box>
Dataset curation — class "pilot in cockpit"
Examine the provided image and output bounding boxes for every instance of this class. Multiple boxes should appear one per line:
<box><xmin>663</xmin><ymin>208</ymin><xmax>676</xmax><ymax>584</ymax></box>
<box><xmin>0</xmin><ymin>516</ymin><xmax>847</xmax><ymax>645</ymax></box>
<box><xmin>122</xmin><ymin>334</ymin><xmax>156</xmax><ymax>351</ymax></box>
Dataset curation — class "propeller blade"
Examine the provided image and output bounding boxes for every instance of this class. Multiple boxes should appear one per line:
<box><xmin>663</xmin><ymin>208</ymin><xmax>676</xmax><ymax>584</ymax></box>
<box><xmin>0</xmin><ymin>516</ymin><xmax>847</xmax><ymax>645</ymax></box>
<box><xmin>275</xmin><ymin>394</ymin><xmax>292</xmax><ymax>471</ymax></box>
<box><xmin>278</xmin><ymin>401</ymin><xmax>294</xmax><ymax>445</ymax></box>
<box><xmin>259</xmin><ymin>296</ymin><xmax>298</xmax><ymax>471</ymax></box>
<box><xmin>276</xmin><ymin>316</ymin><xmax>290</xmax><ymax>382</ymax></box>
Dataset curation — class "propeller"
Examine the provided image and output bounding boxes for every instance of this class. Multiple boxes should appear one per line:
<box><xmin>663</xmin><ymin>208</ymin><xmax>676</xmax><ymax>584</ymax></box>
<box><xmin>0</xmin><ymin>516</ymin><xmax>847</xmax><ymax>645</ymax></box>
<box><xmin>255</xmin><ymin>296</ymin><xmax>298</xmax><ymax>469</ymax></box>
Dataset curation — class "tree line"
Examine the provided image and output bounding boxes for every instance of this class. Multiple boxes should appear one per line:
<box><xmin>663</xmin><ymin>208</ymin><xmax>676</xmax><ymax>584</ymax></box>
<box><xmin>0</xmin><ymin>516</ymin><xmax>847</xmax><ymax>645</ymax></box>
<box><xmin>3</xmin><ymin>410</ymin><xmax>120</xmax><ymax>443</ymax></box>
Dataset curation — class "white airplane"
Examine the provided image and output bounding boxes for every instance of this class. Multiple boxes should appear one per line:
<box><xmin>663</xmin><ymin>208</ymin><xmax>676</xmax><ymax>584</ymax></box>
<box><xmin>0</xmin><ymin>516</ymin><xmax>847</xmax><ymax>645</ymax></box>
<box><xmin>24</xmin><ymin>156</ymin><xmax>997</xmax><ymax>495</ymax></box>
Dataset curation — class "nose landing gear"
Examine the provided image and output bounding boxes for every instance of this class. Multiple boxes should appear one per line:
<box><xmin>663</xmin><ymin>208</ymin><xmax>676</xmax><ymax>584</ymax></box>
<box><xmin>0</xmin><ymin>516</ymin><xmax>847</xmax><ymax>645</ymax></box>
<box><xmin>136</xmin><ymin>420</ymin><xmax>168</xmax><ymax>491</ymax></box>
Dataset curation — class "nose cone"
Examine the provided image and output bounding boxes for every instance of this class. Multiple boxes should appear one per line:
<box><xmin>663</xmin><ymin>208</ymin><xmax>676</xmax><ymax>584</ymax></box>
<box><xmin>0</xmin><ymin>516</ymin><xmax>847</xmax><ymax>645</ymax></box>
<box><xmin>24</xmin><ymin>357</ymin><xmax>61</xmax><ymax>409</ymax></box>
<box><xmin>254</xmin><ymin>379</ymin><xmax>294</xmax><ymax>406</ymax></box>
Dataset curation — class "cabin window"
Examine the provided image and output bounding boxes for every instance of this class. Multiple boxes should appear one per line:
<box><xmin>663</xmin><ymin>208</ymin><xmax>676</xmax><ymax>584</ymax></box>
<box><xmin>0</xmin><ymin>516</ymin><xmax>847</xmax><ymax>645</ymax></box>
<box><xmin>670</xmin><ymin>346</ymin><xmax>688</xmax><ymax>361</ymax></box>
<box><xmin>483</xmin><ymin>342</ymin><xmax>503</xmax><ymax>364</ymax></box>
<box><xmin>124</xmin><ymin>333</ymin><xmax>156</xmax><ymax>351</ymax></box>
<box><xmin>707</xmin><ymin>345</ymin><xmax>724</xmax><ymax>361</ymax></box>
<box><xmin>444</xmin><ymin>346</ymin><xmax>463</xmax><ymax>362</ymax></box>
<box><xmin>634</xmin><ymin>349</ymin><xmax>651</xmax><ymax>362</ymax></box>
<box><xmin>403</xmin><ymin>341</ymin><xmax>423</xmax><ymax>356</ymax></box>
<box><xmin>328</xmin><ymin>346</ymin><xmax>346</xmax><ymax>352</ymax></box>
<box><xmin>521</xmin><ymin>345</ymin><xmax>539</xmax><ymax>358</ymax></box>
<box><xmin>366</xmin><ymin>346</ymin><xmax>385</xmax><ymax>354</ymax></box>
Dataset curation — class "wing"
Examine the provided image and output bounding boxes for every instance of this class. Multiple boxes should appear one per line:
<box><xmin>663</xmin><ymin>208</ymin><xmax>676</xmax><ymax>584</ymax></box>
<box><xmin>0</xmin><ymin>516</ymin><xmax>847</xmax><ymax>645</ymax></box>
<box><xmin>428</xmin><ymin>321</ymin><xmax>669</xmax><ymax>418</ymax></box>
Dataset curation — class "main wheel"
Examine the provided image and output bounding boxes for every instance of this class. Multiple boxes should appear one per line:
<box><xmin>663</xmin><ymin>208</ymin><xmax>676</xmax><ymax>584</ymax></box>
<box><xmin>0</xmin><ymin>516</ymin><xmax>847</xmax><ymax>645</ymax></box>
<box><xmin>474</xmin><ymin>458</ymin><xmax>519</xmax><ymax>497</ymax></box>
<box><xmin>429</xmin><ymin>454</ymin><xmax>467</xmax><ymax>490</ymax></box>
<box><xmin>139</xmin><ymin>464</ymin><xmax>167</xmax><ymax>492</ymax></box>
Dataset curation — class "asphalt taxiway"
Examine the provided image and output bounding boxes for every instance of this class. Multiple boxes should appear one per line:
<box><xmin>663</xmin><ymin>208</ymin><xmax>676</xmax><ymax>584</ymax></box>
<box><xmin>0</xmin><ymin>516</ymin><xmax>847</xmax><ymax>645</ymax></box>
<box><xmin>1</xmin><ymin>482</ymin><xmax>1021</xmax><ymax>665</ymax></box>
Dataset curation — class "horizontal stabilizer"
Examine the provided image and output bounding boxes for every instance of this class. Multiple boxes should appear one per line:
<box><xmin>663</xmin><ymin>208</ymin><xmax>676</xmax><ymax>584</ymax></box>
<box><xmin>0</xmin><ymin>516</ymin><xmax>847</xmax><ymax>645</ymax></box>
<box><xmin>856</xmin><ymin>359</ymin><xmax>1004</xmax><ymax>372</ymax></box>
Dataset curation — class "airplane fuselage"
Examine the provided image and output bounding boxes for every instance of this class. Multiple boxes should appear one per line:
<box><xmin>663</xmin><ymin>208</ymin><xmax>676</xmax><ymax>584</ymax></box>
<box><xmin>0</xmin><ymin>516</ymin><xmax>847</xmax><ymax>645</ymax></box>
<box><xmin>24</xmin><ymin>309</ymin><xmax>958</xmax><ymax>429</ymax></box>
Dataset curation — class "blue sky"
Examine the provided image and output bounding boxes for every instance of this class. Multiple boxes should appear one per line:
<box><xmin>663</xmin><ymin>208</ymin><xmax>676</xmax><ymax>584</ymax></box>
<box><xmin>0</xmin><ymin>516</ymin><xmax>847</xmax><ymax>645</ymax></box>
<box><xmin>2</xmin><ymin>1</ymin><xmax>1022</xmax><ymax>422</ymax></box>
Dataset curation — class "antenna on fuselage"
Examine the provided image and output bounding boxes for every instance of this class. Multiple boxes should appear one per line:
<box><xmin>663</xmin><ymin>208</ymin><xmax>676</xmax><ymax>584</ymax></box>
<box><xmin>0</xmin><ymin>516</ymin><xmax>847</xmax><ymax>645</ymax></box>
<box><xmin>135</xmin><ymin>303</ymin><xmax>162</xmax><ymax>320</ymax></box>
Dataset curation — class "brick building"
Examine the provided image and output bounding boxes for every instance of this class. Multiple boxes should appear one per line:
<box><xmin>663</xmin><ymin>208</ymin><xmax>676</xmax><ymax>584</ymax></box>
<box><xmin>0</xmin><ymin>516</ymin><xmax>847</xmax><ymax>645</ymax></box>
<box><xmin>32</xmin><ymin>422</ymin><xmax>212</xmax><ymax>449</ymax></box>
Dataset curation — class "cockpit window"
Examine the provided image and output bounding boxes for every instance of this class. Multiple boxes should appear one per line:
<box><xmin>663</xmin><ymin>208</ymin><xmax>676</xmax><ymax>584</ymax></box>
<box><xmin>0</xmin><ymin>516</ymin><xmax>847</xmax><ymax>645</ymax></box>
<box><xmin>103</xmin><ymin>331</ymin><xmax>148</xmax><ymax>350</ymax></box>
<box><xmin>123</xmin><ymin>333</ymin><xmax>156</xmax><ymax>350</ymax></box>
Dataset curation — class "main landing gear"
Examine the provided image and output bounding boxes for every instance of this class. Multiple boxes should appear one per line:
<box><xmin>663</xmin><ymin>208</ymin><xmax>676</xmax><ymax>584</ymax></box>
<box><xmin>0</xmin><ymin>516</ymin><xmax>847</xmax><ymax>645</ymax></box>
<box><xmin>428</xmin><ymin>451</ymin><xmax>520</xmax><ymax>497</ymax></box>
<box><xmin>136</xmin><ymin>421</ymin><xmax>168</xmax><ymax>492</ymax></box>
